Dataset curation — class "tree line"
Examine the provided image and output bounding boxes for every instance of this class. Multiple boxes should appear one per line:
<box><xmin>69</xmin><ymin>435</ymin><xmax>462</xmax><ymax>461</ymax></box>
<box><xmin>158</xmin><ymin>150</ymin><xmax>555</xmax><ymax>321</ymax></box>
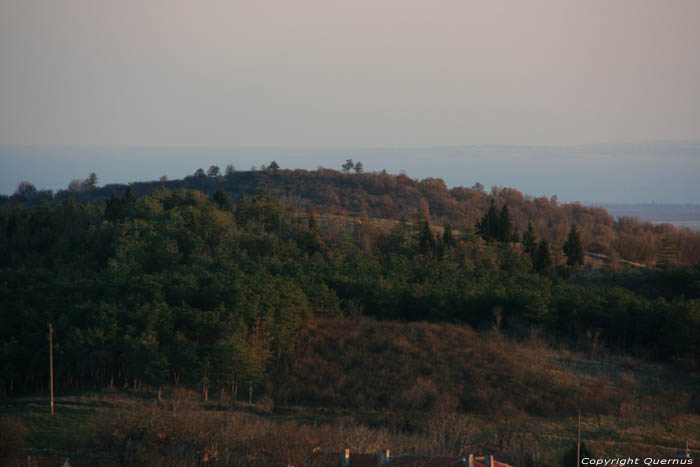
<box><xmin>4</xmin><ymin>166</ymin><xmax>698</xmax><ymax>266</ymax></box>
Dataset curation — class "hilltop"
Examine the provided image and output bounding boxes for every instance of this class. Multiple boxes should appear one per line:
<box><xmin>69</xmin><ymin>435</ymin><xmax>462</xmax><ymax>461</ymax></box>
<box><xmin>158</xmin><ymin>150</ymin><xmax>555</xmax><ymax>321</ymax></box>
<box><xmin>4</xmin><ymin>166</ymin><xmax>700</xmax><ymax>265</ymax></box>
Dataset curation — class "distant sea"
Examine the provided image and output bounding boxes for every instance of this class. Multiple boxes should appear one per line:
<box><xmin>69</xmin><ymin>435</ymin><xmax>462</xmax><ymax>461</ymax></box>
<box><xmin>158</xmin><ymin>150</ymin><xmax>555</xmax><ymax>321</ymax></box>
<box><xmin>602</xmin><ymin>204</ymin><xmax>700</xmax><ymax>231</ymax></box>
<box><xmin>2</xmin><ymin>142</ymin><xmax>700</xmax><ymax>204</ymax></box>
<box><xmin>655</xmin><ymin>221</ymin><xmax>700</xmax><ymax>231</ymax></box>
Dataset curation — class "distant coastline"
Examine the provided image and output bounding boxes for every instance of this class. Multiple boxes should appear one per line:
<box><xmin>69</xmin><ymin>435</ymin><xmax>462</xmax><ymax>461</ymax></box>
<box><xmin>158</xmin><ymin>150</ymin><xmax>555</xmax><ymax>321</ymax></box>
<box><xmin>601</xmin><ymin>203</ymin><xmax>700</xmax><ymax>230</ymax></box>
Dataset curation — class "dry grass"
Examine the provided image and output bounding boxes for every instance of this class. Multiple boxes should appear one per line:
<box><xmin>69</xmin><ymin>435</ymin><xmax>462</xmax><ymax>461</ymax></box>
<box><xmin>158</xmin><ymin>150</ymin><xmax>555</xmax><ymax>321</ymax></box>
<box><xmin>2</xmin><ymin>317</ymin><xmax>698</xmax><ymax>466</ymax></box>
<box><xmin>1</xmin><ymin>390</ymin><xmax>698</xmax><ymax>466</ymax></box>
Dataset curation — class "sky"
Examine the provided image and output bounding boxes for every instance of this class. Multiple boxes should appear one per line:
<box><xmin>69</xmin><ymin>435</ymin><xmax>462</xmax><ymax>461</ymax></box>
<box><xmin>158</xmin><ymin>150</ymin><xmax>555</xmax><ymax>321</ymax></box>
<box><xmin>0</xmin><ymin>1</ymin><xmax>699</xmax><ymax>203</ymax></box>
<box><xmin>1</xmin><ymin>0</ymin><xmax>699</xmax><ymax>147</ymax></box>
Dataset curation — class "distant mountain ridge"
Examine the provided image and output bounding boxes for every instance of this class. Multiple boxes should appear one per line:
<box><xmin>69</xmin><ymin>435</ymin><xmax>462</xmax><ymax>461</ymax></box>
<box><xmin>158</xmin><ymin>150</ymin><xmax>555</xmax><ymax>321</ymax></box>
<box><xmin>2</xmin><ymin>140</ymin><xmax>700</xmax><ymax>202</ymax></box>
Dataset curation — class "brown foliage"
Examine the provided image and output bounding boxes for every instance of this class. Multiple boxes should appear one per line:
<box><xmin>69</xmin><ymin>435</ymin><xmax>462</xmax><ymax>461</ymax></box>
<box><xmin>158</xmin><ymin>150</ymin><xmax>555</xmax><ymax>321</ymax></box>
<box><xmin>271</xmin><ymin>317</ymin><xmax>637</xmax><ymax>418</ymax></box>
<box><xmin>0</xmin><ymin>417</ymin><xmax>28</xmax><ymax>462</ymax></box>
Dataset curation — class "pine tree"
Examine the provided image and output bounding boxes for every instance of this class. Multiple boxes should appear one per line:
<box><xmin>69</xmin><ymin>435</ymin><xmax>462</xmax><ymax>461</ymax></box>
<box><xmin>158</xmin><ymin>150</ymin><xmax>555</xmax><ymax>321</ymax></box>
<box><xmin>124</xmin><ymin>185</ymin><xmax>135</xmax><ymax>203</ymax></box>
<box><xmin>442</xmin><ymin>223</ymin><xmax>455</xmax><ymax>247</ymax></box>
<box><xmin>342</xmin><ymin>159</ymin><xmax>354</xmax><ymax>173</ymax></box>
<box><xmin>563</xmin><ymin>223</ymin><xmax>585</xmax><ymax>267</ymax></box>
<box><xmin>212</xmin><ymin>189</ymin><xmax>230</xmax><ymax>210</ymax></box>
<box><xmin>83</xmin><ymin>172</ymin><xmax>98</xmax><ymax>190</ymax></box>
<box><xmin>522</xmin><ymin>222</ymin><xmax>538</xmax><ymax>255</ymax></box>
<box><xmin>657</xmin><ymin>235</ymin><xmax>679</xmax><ymax>269</ymax></box>
<box><xmin>268</xmin><ymin>161</ymin><xmax>280</xmax><ymax>171</ymax></box>
<box><xmin>532</xmin><ymin>239</ymin><xmax>552</xmax><ymax>273</ymax></box>
<box><xmin>477</xmin><ymin>200</ymin><xmax>500</xmax><ymax>241</ymax></box>
<box><xmin>418</xmin><ymin>218</ymin><xmax>435</xmax><ymax>254</ymax></box>
<box><xmin>497</xmin><ymin>204</ymin><xmax>513</xmax><ymax>242</ymax></box>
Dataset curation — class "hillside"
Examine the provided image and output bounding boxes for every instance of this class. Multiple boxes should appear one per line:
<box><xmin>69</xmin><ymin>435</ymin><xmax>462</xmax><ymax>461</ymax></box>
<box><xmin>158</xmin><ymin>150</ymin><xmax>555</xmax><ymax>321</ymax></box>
<box><xmin>1</xmin><ymin>173</ymin><xmax>699</xmax><ymax>465</ymax></box>
<box><xmin>2</xmin><ymin>317</ymin><xmax>697</xmax><ymax>466</ymax></box>
<box><xmin>5</xmin><ymin>167</ymin><xmax>700</xmax><ymax>265</ymax></box>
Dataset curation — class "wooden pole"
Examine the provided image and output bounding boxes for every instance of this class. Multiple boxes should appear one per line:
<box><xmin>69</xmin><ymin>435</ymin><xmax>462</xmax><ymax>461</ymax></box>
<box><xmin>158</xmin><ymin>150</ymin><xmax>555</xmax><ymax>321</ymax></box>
<box><xmin>576</xmin><ymin>408</ymin><xmax>581</xmax><ymax>466</ymax></box>
<box><xmin>49</xmin><ymin>323</ymin><xmax>54</xmax><ymax>417</ymax></box>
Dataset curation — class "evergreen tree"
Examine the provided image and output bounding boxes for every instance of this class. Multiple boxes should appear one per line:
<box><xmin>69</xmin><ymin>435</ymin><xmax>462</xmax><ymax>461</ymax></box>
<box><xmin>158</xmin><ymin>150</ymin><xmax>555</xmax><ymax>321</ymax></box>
<box><xmin>522</xmin><ymin>222</ymin><xmax>538</xmax><ymax>255</ymax></box>
<box><xmin>82</xmin><ymin>172</ymin><xmax>98</xmax><ymax>190</ymax></box>
<box><xmin>104</xmin><ymin>192</ymin><xmax>120</xmax><ymax>220</ymax></box>
<box><xmin>563</xmin><ymin>223</ymin><xmax>585</xmax><ymax>267</ymax></box>
<box><xmin>418</xmin><ymin>218</ymin><xmax>435</xmax><ymax>254</ymax></box>
<box><xmin>497</xmin><ymin>204</ymin><xmax>513</xmax><ymax>242</ymax></box>
<box><xmin>124</xmin><ymin>185</ymin><xmax>135</xmax><ymax>203</ymax></box>
<box><xmin>477</xmin><ymin>200</ymin><xmax>500</xmax><ymax>241</ymax></box>
<box><xmin>268</xmin><ymin>161</ymin><xmax>280</xmax><ymax>172</ymax></box>
<box><xmin>302</xmin><ymin>215</ymin><xmax>324</xmax><ymax>254</ymax></box>
<box><xmin>657</xmin><ymin>235</ymin><xmax>679</xmax><ymax>269</ymax></box>
<box><xmin>353</xmin><ymin>161</ymin><xmax>364</xmax><ymax>174</ymax></box>
<box><xmin>532</xmin><ymin>239</ymin><xmax>552</xmax><ymax>273</ymax></box>
<box><xmin>442</xmin><ymin>224</ymin><xmax>455</xmax><ymax>247</ymax></box>
<box><xmin>212</xmin><ymin>189</ymin><xmax>230</xmax><ymax>210</ymax></box>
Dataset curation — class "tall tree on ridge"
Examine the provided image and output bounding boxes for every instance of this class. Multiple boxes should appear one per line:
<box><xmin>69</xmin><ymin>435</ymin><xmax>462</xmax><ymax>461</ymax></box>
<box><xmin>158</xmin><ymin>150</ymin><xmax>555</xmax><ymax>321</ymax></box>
<box><xmin>342</xmin><ymin>159</ymin><xmax>354</xmax><ymax>174</ymax></box>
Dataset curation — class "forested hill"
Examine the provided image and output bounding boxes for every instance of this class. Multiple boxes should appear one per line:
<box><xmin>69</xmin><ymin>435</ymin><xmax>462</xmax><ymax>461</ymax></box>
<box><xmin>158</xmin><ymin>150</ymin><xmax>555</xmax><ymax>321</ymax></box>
<box><xmin>2</xmin><ymin>182</ymin><xmax>700</xmax><ymax>399</ymax></box>
<box><xmin>5</xmin><ymin>167</ymin><xmax>700</xmax><ymax>265</ymax></box>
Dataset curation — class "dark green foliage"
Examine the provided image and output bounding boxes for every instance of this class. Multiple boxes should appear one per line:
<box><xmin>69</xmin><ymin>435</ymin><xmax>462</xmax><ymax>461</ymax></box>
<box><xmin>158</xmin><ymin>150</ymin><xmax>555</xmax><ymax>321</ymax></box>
<box><xmin>85</xmin><ymin>172</ymin><xmax>98</xmax><ymax>190</ymax></box>
<box><xmin>207</xmin><ymin>166</ymin><xmax>221</xmax><ymax>178</ymax></box>
<box><xmin>442</xmin><ymin>224</ymin><xmax>455</xmax><ymax>247</ymax></box>
<box><xmin>562</xmin><ymin>442</ymin><xmax>593</xmax><ymax>466</ymax></box>
<box><xmin>657</xmin><ymin>235</ymin><xmax>679</xmax><ymax>269</ymax></box>
<box><xmin>342</xmin><ymin>159</ymin><xmax>354</xmax><ymax>173</ymax></box>
<box><xmin>268</xmin><ymin>161</ymin><xmax>280</xmax><ymax>171</ymax></box>
<box><xmin>532</xmin><ymin>239</ymin><xmax>553</xmax><ymax>273</ymax></box>
<box><xmin>477</xmin><ymin>200</ymin><xmax>500</xmax><ymax>241</ymax></box>
<box><xmin>0</xmin><ymin>186</ymin><xmax>699</xmax><ymax>400</ymax></box>
<box><xmin>477</xmin><ymin>201</ymin><xmax>515</xmax><ymax>243</ymax></box>
<box><xmin>212</xmin><ymin>188</ymin><xmax>230</xmax><ymax>210</ymax></box>
<box><xmin>563</xmin><ymin>223</ymin><xmax>585</xmax><ymax>267</ymax></box>
<box><xmin>105</xmin><ymin>187</ymin><xmax>136</xmax><ymax>220</ymax></box>
<box><xmin>6</xmin><ymin>167</ymin><xmax>698</xmax><ymax>267</ymax></box>
<box><xmin>417</xmin><ymin>218</ymin><xmax>435</xmax><ymax>254</ymax></box>
<box><xmin>13</xmin><ymin>181</ymin><xmax>37</xmax><ymax>199</ymax></box>
<box><xmin>522</xmin><ymin>222</ymin><xmax>538</xmax><ymax>255</ymax></box>
<box><xmin>498</xmin><ymin>203</ymin><xmax>514</xmax><ymax>242</ymax></box>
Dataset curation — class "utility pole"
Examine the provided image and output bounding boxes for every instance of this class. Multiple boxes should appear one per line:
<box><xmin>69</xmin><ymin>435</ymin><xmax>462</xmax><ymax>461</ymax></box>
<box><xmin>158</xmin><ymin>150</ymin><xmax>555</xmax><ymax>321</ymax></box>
<box><xmin>576</xmin><ymin>408</ymin><xmax>581</xmax><ymax>466</ymax></box>
<box><xmin>48</xmin><ymin>323</ymin><xmax>55</xmax><ymax>416</ymax></box>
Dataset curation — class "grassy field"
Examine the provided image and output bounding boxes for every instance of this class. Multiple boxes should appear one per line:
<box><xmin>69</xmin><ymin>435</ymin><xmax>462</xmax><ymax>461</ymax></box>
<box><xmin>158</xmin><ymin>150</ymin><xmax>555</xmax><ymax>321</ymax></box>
<box><xmin>2</xmin><ymin>319</ymin><xmax>698</xmax><ymax>466</ymax></box>
<box><xmin>1</xmin><ymin>392</ymin><xmax>697</xmax><ymax>466</ymax></box>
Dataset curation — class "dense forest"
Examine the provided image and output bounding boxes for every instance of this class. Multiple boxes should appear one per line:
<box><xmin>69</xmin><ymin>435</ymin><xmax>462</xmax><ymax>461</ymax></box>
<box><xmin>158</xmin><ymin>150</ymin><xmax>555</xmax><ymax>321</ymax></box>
<box><xmin>5</xmin><ymin>165</ymin><xmax>700</xmax><ymax>266</ymax></box>
<box><xmin>1</xmin><ymin>168</ymin><xmax>699</xmax><ymax>400</ymax></box>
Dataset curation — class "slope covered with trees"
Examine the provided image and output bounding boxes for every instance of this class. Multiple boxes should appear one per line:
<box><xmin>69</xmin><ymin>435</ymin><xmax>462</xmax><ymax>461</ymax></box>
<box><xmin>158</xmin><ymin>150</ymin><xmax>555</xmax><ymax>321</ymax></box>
<box><xmin>1</xmin><ymin>185</ymin><xmax>699</xmax><ymax>399</ymax></box>
<box><xmin>5</xmin><ymin>166</ymin><xmax>700</xmax><ymax>266</ymax></box>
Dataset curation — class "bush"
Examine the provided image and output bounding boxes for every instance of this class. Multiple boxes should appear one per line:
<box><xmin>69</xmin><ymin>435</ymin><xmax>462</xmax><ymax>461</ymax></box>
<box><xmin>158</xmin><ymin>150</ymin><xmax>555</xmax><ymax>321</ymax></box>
<box><xmin>0</xmin><ymin>417</ymin><xmax>28</xmax><ymax>462</ymax></box>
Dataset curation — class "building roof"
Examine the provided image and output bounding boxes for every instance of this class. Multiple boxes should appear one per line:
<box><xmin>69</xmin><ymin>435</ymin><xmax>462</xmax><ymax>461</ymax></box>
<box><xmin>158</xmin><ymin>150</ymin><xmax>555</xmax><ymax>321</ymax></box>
<box><xmin>303</xmin><ymin>452</ymin><xmax>512</xmax><ymax>467</ymax></box>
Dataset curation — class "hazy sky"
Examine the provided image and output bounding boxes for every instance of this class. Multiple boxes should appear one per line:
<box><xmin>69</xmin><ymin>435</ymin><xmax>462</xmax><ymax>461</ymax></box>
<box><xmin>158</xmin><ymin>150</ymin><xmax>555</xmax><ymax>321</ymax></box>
<box><xmin>1</xmin><ymin>0</ymin><xmax>700</xmax><ymax>147</ymax></box>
